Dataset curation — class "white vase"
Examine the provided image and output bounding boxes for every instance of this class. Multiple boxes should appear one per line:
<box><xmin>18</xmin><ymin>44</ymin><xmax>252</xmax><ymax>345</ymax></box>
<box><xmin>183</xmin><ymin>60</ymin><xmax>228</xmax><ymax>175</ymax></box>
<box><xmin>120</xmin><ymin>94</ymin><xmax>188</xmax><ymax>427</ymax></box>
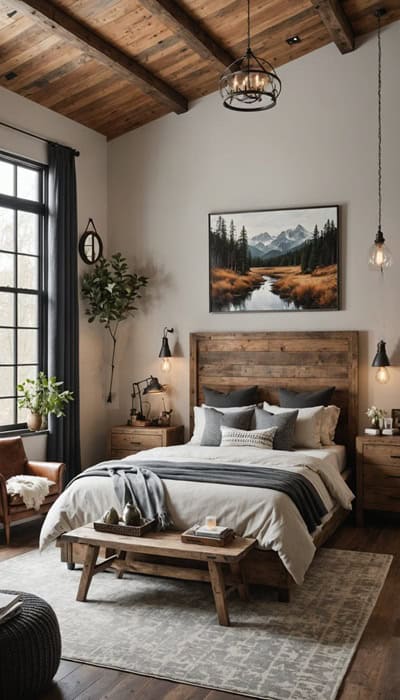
<box><xmin>27</xmin><ymin>411</ymin><xmax>42</xmax><ymax>431</ymax></box>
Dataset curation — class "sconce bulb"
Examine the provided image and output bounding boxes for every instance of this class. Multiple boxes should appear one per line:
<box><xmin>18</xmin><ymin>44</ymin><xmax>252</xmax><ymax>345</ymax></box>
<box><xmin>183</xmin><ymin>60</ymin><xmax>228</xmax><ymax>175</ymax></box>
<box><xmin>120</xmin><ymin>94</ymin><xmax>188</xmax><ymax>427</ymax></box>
<box><xmin>376</xmin><ymin>366</ymin><xmax>389</xmax><ymax>384</ymax></box>
<box><xmin>161</xmin><ymin>357</ymin><xmax>171</xmax><ymax>373</ymax></box>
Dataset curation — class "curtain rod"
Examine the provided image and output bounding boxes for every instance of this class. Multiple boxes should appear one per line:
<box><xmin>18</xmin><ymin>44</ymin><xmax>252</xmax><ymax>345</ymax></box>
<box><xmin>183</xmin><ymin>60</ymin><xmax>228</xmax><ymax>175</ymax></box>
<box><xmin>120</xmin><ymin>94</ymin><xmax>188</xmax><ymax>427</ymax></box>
<box><xmin>0</xmin><ymin>120</ymin><xmax>80</xmax><ymax>157</ymax></box>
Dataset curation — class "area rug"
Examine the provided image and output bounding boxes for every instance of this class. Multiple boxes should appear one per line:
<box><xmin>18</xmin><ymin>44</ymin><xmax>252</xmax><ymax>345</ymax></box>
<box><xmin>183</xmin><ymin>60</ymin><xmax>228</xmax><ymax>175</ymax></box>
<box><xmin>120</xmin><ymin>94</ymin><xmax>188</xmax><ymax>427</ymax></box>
<box><xmin>0</xmin><ymin>547</ymin><xmax>392</xmax><ymax>700</ymax></box>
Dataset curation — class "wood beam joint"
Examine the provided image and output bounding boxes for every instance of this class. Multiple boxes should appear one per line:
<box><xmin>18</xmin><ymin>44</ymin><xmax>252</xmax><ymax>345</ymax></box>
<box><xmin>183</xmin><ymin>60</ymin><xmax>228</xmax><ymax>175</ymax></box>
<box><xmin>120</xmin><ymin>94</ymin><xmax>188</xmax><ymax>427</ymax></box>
<box><xmin>138</xmin><ymin>0</ymin><xmax>234</xmax><ymax>68</ymax></box>
<box><xmin>311</xmin><ymin>0</ymin><xmax>355</xmax><ymax>54</ymax></box>
<box><xmin>1</xmin><ymin>0</ymin><xmax>188</xmax><ymax>113</ymax></box>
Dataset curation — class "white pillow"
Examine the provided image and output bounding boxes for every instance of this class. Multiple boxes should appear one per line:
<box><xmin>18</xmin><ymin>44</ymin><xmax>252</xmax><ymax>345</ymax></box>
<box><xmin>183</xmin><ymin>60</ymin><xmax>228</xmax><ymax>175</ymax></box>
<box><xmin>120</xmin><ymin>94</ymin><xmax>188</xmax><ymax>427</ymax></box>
<box><xmin>220</xmin><ymin>425</ymin><xmax>276</xmax><ymax>449</ymax></box>
<box><xmin>190</xmin><ymin>405</ymin><xmax>256</xmax><ymax>445</ymax></box>
<box><xmin>263</xmin><ymin>402</ymin><xmax>324</xmax><ymax>449</ymax></box>
<box><xmin>321</xmin><ymin>405</ymin><xmax>341</xmax><ymax>446</ymax></box>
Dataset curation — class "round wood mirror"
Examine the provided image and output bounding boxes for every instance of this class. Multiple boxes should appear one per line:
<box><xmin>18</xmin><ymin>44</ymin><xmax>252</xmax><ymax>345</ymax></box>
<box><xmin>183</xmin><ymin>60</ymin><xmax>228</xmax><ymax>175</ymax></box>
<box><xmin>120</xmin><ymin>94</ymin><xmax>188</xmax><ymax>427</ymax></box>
<box><xmin>79</xmin><ymin>218</ymin><xmax>103</xmax><ymax>264</ymax></box>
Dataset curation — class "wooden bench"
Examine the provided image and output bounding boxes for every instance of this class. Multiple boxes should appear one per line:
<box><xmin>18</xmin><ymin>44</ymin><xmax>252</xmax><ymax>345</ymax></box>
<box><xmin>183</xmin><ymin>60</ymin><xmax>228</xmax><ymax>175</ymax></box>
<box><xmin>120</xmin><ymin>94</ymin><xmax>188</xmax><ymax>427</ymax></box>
<box><xmin>60</xmin><ymin>525</ymin><xmax>256</xmax><ymax>626</ymax></box>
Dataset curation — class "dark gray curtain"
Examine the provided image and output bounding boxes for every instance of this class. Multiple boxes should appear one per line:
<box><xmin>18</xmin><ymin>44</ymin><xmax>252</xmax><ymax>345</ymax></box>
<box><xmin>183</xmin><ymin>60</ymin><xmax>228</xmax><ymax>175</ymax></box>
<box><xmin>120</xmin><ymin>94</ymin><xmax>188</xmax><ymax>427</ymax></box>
<box><xmin>47</xmin><ymin>143</ymin><xmax>81</xmax><ymax>479</ymax></box>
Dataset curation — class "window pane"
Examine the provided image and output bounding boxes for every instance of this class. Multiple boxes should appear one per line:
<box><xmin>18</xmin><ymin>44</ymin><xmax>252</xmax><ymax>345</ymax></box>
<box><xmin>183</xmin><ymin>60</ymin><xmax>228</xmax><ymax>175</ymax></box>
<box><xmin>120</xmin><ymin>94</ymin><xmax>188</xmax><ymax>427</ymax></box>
<box><xmin>17</xmin><ymin>211</ymin><xmax>38</xmax><ymax>255</ymax></box>
<box><xmin>0</xmin><ymin>398</ymin><xmax>14</xmax><ymax>426</ymax></box>
<box><xmin>17</xmin><ymin>293</ymin><xmax>38</xmax><ymax>327</ymax></box>
<box><xmin>0</xmin><ymin>328</ymin><xmax>14</xmax><ymax>363</ymax></box>
<box><xmin>17</xmin><ymin>364</ymin><xmax>37</xmax><ymax>386</ymax></box>
<box><xmin>17</xmin><ymin>404</ymin><xmax>28</xmax><ymax>425</ymax></box>
<box><xmin>0</xmin><ymin>207</ymin><xmax>14</xmax><ymax>252</ymax></box>
<box><xmin>0</xmin><ymin>291</ymin><xmax>14</xmax><ymax>326</ymax></box>
<box><xmin>0</xmin><ymin>161</ymin><xmax>14</xmax><ymax>197</ymax></box>
<box><xmin>18</xmin><ymin>255</ymin><xmax>38</xmax><ymax>290</ymax></box>
<box><xmin>18</xmin><ymin>328</ymin><xmax>38</xmax><ymax>364</ymax></box>
<box><xmin>0</xmin><ymin>367</ymin><xmax>13</xmax><ymax>396</ymax></box>
<box><xmin>0</xmin><ymin>252</ymin><xmax>15</xmax><ymax>287</ymax></box>
<box><xmin>17</xmin><ymin>166</ymin><xmax>39</xmax><ymax>202</ymax></box>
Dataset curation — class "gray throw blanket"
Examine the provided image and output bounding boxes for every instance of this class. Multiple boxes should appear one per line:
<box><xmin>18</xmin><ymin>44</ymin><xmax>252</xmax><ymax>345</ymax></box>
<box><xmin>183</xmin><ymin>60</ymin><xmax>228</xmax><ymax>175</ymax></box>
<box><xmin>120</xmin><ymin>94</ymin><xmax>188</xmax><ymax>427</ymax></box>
<box><xmin>72</xmin><ymin>459</ymin><xmax>327</xmax><ymax>534</ymax></box>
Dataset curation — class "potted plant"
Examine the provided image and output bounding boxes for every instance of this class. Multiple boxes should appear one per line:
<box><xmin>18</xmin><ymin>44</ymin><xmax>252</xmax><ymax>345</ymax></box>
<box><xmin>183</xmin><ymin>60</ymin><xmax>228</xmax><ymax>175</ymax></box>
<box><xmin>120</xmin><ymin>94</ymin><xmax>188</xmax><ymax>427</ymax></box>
<box><xmin>81</xmin><ymin>253</ymin><xmax>148</xmax><ymax>402</ymax></box>
<box><xmin>18</xmin><ymin>372</ymin><xmax>74</xmax><ymax>431</ymax></box>
<box><xmin>366</xmin><ymin>405</ymin><xmax>386</xmax><ymax>430</ymax></box>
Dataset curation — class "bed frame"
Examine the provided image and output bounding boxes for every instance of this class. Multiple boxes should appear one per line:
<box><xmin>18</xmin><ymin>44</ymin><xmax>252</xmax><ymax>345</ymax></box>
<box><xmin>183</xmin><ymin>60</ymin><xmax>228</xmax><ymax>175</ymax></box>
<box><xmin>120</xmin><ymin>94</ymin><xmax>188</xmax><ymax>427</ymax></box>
<box><xmin>59</xmin><ymin>330</ymin><xmax>358</xmax><ymax>600</ymax></box>
<box><xmin>189</xmin><ymin>330</ymin><xmax>358</xmax><ymax>599</ymax></box>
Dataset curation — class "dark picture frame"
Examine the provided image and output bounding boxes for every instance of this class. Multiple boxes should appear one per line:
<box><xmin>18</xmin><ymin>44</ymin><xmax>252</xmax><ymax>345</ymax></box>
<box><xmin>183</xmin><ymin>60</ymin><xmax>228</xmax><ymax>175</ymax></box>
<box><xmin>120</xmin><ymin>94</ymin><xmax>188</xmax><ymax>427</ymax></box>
<box><xmin>392</xmin><ymin>409</ymin><xmax>400</xmax><ymax>430</ymax></box>
<box><xmin>209</xmin><ymin>205</ymin><xmax>340</xmax><ymax>313</ymax></box>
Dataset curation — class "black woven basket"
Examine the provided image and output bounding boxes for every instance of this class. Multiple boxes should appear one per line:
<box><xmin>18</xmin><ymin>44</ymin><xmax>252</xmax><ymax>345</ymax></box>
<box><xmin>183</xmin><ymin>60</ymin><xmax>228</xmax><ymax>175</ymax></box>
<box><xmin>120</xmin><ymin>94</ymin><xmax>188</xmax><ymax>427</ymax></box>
<box><xmin>0</xmin><ymin>590</ymin><xmax>61</xmax><ymax>699</ymax></box>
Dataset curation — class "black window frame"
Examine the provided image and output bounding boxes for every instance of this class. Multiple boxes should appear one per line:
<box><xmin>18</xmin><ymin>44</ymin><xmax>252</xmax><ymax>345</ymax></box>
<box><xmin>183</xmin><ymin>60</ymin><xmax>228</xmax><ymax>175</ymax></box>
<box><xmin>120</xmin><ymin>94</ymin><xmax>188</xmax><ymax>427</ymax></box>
<box><xmin>0</xmin><ymin>150</ymin><xmax>48</xmax><ymax>432</ymax></box>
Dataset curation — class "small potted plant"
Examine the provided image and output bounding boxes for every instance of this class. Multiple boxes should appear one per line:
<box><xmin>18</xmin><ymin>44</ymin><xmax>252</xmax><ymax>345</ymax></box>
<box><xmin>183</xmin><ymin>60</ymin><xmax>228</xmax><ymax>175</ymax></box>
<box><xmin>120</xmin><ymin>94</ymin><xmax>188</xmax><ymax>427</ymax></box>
<box><xmin>18</xmin><ymin>372</ymin><xmax>74</xmax><ymax>431</ymax></box>
<box><xmin>366</xmin><ymin>405</ymin><xmax>386</xmax><ymax>431</ymax></box>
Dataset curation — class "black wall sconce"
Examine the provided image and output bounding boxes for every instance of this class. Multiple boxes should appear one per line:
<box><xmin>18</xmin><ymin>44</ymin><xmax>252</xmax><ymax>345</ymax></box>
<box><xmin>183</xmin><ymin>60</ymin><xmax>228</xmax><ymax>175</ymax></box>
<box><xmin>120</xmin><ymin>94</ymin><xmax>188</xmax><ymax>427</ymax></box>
<box><xmin>159</xmin><ymin>327</ymin><xmax>174</xmax><ymax>373</ymax></box>
<box><xmin>372</xmin><ymin>339</ymin><xmax>390</xmax><ymax>384</ymax></box>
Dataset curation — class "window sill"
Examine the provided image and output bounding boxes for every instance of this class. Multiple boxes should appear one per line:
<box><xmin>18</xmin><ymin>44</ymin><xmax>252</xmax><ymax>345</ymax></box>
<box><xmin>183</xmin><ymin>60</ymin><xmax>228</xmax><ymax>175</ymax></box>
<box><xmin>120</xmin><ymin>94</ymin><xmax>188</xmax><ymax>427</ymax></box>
<box><xmin>0</xmin><ymin>428</ymin><xmax>49</xmax><ymax>439</ymax></box>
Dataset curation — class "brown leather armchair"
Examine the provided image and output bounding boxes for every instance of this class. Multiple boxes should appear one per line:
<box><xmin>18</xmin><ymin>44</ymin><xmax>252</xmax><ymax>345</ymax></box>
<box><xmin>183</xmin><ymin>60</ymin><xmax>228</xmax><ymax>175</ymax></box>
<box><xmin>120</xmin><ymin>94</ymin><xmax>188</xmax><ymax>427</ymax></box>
<box><xmin>0</xmin><ymin>437</ymin><xmax>65</xmax><ymax>545</ymax></box>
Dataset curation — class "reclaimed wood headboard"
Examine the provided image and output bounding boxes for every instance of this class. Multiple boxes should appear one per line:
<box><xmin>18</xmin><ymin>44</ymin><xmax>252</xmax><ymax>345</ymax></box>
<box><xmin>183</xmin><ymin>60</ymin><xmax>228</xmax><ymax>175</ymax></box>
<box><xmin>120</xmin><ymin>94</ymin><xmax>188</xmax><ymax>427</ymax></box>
<box><xmin>190</xmin><ymin>331</ymin><xmax>358</xmax><ymax>457</ymax></box>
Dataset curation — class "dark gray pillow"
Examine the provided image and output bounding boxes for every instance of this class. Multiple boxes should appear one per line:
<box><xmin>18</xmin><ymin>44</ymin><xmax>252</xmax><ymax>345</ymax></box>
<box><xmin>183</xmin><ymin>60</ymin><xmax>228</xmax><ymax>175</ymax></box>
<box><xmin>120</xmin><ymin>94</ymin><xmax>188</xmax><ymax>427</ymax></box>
<box><xmin>279</xmin><ymin>387</ymin><xmax>335</xmax><ymax>408</ymax></box>
<box><xmin>201</xmin><ymin>407</ymin><xmax>255</xmax><ymax>446</ymax></box>
<box><xmin>254</xmin><ymin>407</ymin><xmax>298</xmax><ymax>451</ymax></box>
<box><xmin>203</xmin><ymin>385</ymin><xmax>258</xmax><ymax>408</ymax></box>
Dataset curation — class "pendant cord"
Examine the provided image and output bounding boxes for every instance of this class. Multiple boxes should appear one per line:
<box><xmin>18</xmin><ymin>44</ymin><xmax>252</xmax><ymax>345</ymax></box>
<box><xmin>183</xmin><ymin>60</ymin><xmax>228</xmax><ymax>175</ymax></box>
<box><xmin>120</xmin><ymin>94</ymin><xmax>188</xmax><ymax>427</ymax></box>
<box><xmin>247</xmin><ymin>0</ymin><xmax>251</xmax><ymax>50</ymax></box>
<box><xmin>377</xmin><ymin>13</ymin><xmax>382</xmax><ymax>231</ymax></box>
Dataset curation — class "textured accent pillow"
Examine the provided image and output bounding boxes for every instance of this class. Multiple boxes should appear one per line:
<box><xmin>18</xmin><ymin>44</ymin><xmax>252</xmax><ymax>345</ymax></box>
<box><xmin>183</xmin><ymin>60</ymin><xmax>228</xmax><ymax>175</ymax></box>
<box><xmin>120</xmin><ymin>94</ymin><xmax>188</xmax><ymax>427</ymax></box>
<box><xmin>321</xmin><ymin>405</ymin><xmax>341</xmax><ymax>446</ymax></box>
<box><xmin>279</xmin><ymin>386</ymin><xmax>335</xmax><ymax>408</ymax></box>
<box><xmin>263</xmin><ymin>402</ymin><xmax>324</xmax><ymax>449</ymax></box>
<box><xmin>190</xmin><ymin>405</ymin><xmax>256</xmax><ymax>445</ymax></box>
<box><xmin>254</xmin><ymin>407</ymin><xmax>298</xmax><ymax>451</ymax></box>
<box><xmin>200</xmin><ymin>407</ymin><xmax>255</xmax><ymax>447</ymax></box>
<box><xmin>220</xmin><ymin>425</ymin><xmax>276</xmax><ymax>449</ymax></box>
<box><xmin>203</xmin><ymin>385</ymin><xmax>258</xmax><ymax>408</ymax></box>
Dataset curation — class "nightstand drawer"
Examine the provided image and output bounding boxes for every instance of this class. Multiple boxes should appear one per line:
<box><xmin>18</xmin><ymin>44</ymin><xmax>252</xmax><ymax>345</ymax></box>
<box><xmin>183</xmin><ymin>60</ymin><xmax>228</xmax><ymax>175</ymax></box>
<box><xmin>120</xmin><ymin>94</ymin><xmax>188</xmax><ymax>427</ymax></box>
<box><xmin>363</xmin><ymin>444</ymin><xmax>400</xmax><ymax>466</ymax></box>
<box><xmin>363</xmin><ymin>463</ymin><xmax>400</xmax><ymax>511</ymax></box>
<box><xmin>111</xmin><ymin>432</ymin><xmax>161</xmax><ymax>451</ymax></box>
<box><xmin>364</xmin><ymin>462</ymin><xmax>400</xmax><ymax>487</ymax></box>
<box><xmin>111</xmin><ymin>448</ymin><xmax>141</xmax><ymax>459</ymax></box>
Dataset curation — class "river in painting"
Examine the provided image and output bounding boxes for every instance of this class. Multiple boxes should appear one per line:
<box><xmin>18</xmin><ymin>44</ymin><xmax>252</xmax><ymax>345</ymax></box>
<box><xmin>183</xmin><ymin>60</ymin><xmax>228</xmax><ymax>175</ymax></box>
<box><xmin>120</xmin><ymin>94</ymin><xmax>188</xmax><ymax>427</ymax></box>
<box><xmin>218</xmin><ymin>274</ymin><xmax>299</xmax><ymax>312</ymax></box>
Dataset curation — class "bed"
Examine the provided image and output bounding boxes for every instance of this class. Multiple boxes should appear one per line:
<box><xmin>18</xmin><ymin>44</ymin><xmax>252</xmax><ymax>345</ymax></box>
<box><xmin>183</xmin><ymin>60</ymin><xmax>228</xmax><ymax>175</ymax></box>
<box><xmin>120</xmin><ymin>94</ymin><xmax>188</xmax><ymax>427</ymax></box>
<box><xmin>50</xmin><ymin>330</ymin><xmax>358</xmax><ymax>599</ymax></box>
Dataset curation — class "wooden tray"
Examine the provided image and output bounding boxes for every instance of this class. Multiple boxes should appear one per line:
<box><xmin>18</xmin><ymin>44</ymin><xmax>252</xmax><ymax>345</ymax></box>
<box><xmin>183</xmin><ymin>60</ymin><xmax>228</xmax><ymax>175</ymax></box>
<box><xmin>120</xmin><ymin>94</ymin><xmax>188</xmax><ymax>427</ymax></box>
<box><xmin>94</xmin><ymin>519</ymin><xmax>156</xmax><ymax>537</ymax></box>
<box><xmin>181</xmin><ymin>529</ymin><xmax>235</xmax><ymax>547</ymax></box>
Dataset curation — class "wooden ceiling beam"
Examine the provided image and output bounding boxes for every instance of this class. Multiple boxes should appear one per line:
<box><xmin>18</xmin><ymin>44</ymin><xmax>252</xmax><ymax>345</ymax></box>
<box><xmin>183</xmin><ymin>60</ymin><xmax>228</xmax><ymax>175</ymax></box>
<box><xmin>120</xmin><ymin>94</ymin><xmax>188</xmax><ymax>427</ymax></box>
<box><xmin>138</xmin><ymin>0</ymin><xmax>234</xmax><ymax>68</ymax></box>
<box><xmin>311</xmin><ymin>0</ymin><xmax>354</xmax><ymax>53</ymax></box>
<box><xmin>0</xmin><ymin>0</ymin><xmax>188</xmax><ymax>113</ymax></box>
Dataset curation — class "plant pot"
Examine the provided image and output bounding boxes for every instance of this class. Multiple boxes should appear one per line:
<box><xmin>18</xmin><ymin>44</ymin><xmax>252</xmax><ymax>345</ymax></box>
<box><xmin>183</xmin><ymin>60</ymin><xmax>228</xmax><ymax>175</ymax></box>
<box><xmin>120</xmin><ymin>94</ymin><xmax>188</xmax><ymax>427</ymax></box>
<box><xmin>27</xmin><ymin>412</ymin><xmax>42</xmax><ymax>432</ymax></box>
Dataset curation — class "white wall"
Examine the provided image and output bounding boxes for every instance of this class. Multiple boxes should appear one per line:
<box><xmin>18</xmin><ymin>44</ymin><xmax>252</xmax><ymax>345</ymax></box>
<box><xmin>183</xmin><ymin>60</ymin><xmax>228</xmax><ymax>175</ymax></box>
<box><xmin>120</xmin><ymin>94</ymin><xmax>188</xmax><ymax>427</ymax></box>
<box><xmin>0</xmin><ymin>87</ymin><xmax>108</xmax><ymax>466</ymax></box>
<box><xmin>107</xmin><ymin>21</ymin><xmax>400</xmax><ymax>438</ymax></box>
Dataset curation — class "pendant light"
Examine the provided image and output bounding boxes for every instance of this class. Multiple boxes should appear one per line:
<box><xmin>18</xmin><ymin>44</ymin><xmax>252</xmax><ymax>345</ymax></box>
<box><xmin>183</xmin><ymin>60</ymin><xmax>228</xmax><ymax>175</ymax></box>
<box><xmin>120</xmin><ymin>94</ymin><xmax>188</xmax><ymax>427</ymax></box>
<box><xmin>220</xmin><ymin>0</ymin><xmax>281</xmax><ymax>112</ymax></box>
<box><xmin>368</xmin><ymin>8</ymin><xmax>392</xmax><ymax>271</ymax></box>
<box><xmin>372</xmin><ymin>340</ymin><xmax>390</xmax><ymax>384</ymax></box>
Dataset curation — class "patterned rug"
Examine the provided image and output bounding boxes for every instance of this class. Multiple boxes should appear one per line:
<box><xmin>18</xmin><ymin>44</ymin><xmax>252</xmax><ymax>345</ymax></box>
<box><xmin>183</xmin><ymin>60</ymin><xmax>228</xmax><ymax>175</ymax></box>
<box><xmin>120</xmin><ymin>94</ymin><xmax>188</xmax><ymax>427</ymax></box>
<box><xmin>0</xmin><ymin>547</ymin><xmax>392</xmax><ymax>700</ymax></box>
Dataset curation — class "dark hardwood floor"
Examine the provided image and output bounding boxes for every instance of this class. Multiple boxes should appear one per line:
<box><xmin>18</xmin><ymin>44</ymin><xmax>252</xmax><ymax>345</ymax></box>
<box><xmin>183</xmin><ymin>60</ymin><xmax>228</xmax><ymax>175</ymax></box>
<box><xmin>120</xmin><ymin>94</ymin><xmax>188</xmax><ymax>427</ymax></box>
<box><xmin>1</xmin><ymin>517</ymin><xmax>400</xmax><ymax>700</ymax></box>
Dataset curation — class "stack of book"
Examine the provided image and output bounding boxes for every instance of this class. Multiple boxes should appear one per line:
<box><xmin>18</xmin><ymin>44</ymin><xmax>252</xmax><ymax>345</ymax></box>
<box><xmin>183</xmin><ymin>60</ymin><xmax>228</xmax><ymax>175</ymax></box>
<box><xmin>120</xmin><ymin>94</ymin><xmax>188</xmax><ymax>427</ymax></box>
<box><xmin>181</xmin><ymin>524</ymin><xmax>235</xmax><ymax>546</ymax></box>
<box><xmin>0</xmin><ymin>593</ymin><xmax>22</xmax><ymax>625</ymax></box>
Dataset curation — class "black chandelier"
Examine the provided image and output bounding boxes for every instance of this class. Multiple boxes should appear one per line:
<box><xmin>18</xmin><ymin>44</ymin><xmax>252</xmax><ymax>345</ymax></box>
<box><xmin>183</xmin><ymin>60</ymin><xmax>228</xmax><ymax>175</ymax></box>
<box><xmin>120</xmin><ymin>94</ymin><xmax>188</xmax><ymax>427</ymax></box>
<box><xmin>368</xmin><ymin>8</ymin><xmax>392</xmax><ymax>271</ymax></box>
<box><xmin>220</xmin><ymin>0</ymin><xmax>281</xmax><ymax>112</ymax></box>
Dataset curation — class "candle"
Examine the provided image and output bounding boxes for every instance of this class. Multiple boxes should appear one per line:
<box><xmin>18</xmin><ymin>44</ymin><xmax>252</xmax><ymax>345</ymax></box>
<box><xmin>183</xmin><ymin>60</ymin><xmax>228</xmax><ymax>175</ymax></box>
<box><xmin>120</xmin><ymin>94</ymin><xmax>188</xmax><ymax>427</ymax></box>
<box><xmin>206</xmin><ymin>515</ymin><xmax>217</xmax><ymax>529</ymax></box>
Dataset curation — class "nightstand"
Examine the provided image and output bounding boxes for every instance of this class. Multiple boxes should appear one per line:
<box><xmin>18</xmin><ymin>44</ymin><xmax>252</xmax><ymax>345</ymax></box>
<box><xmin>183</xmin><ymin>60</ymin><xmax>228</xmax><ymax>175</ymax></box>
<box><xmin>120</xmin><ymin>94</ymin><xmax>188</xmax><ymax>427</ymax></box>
<box><xmin>109</xmin><ymin>425</ymin><xmax>184</xmax><ymax>459</ymax></box>
<box><xmin>356</xmin><ymin>435</ymin><xmax>400</xmax><ymax>526</ymax></box>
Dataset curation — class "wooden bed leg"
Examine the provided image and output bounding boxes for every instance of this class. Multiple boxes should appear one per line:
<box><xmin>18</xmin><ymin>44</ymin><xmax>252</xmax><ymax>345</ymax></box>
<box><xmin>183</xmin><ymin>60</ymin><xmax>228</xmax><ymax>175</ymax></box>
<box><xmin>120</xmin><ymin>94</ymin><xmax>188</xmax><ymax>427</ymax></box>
<box><xmin>277</xmin><ymin>588</ymin><xmax>290</xmax><ymax>603</ymax></box>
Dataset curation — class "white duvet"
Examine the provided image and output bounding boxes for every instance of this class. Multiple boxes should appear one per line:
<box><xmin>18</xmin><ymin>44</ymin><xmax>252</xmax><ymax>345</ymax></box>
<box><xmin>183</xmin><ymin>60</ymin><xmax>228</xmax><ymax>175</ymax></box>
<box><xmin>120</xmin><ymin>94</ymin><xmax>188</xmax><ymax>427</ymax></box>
<box><xmin>40</xmin><ymin>444</ymin><xmax>354</xmax><ymax>585</ymax></box>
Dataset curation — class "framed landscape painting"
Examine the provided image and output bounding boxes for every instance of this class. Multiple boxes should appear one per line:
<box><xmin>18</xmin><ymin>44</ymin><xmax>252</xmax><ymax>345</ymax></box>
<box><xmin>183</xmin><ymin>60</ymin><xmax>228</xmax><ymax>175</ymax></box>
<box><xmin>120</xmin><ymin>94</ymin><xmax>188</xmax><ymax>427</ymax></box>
<box><xmin>209</xmin><ymin>205</ymin><xmax>339</xmax><ymax>313</ymax></box>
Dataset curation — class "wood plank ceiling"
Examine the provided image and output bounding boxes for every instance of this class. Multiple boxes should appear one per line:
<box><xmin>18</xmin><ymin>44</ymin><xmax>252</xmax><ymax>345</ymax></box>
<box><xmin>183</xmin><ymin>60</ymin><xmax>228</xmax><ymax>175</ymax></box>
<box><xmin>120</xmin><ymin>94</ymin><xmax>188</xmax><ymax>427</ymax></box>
<box><xmin>0</xmin><ymin>0</ymin><xmax>399</xmax><ymax>140</ymax></box>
